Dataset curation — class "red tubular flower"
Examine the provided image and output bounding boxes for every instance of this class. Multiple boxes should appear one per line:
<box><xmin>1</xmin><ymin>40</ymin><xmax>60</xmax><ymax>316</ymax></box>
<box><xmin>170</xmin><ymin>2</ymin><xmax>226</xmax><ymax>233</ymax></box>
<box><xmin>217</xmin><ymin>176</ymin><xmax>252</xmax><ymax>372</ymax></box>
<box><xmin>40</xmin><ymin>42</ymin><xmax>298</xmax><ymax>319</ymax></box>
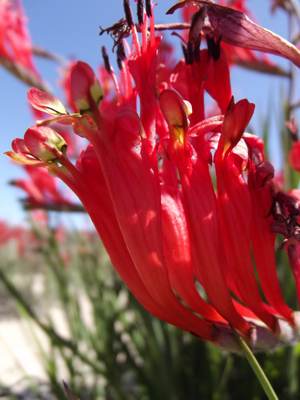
<box><xmin>11</xmin><ymin>165</ymin><xmax>81</xmax><ymax>212</ymax></box>
<box><xmin>8</xmin><ymin>0</ymin><xmax>300</xmax><ymax>349</ymax></box>
<box><xmin>0</xmin><ymin>220</ymin><xmax>32</xmax><ymax>255</ymax></box>
<box><xmin>0</xmin><ymin>0</ymin><xmax>40</xmax><ymax>78</ymax></box>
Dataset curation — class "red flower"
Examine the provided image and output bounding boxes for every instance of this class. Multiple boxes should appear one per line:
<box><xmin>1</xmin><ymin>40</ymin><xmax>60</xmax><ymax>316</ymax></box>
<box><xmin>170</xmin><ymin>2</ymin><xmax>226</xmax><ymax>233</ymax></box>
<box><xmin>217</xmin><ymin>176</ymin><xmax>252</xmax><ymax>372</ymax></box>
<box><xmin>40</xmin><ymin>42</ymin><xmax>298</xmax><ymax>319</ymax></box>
<box><xmin>8</xmin><ymin>0</ymin><xmax>300</xmax><ymax>350</ymax></box>
<box><xmin>11</xmin><ymin>165</ymin><xmax>81</xmax><ymax>212</ymax></box>
<box><xmin>0</xmin><ymin>0</ymin><xmax>39</xmax><ymax>78</ymax></box>
<box><xmin>0</xmin><ymin>220</ymin><xmax>30</xmax><ymax>255</ymax></box>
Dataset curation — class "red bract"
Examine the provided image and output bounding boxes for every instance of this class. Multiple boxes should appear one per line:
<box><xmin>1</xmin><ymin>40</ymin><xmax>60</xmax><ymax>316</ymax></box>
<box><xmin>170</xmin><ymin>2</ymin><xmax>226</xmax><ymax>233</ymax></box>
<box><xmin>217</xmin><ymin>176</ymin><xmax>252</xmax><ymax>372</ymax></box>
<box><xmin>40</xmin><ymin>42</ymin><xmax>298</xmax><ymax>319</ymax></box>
<box><xmin>8</xmin><ymin>0</ymin><xmax>300</xmax><ymax>350</ymax></box>
<box><xmin>0</xmin><ymin>0</ymin><xmax>39</xmax><ymax>78</ymax></box>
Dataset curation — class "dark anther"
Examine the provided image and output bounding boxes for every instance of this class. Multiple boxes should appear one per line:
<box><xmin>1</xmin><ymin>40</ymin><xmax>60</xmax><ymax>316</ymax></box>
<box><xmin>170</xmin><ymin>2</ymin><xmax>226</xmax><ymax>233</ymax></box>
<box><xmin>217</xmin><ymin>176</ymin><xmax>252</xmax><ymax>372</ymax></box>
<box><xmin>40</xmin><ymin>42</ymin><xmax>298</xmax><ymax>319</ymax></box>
<box><xmin>117</xmin><ymin>41</ymin><xmax>126</xmax><ymax>61</ymax></box>
<box><xmin>116</xmin><ymin>41</ymin><xmax>126</xmax><ymax>69</ymax></box>
<box><xmin>193</xmin><ymin>44</ymin><xmax>200</xmax><ymax>62</ymax></box>
<box><xmin>186</xmin><ymin>41</ymin><xmax>195</xmax><ymax>65</ymax></box>
<box><xmin>206</xmin><ymin>36</ymin><xmax>221</xmax><ymax>61</ymax></box>
<box><xmin>185</xmin><ymin>38</ymin><xmax>201</xmax><ymax>64</ymax></box>
<box><xmin>186</xmin><ymin>9</ymin><xmax>204</xmax><ymax>64</ymax></box>
<box><xmin>117</xmin><ymin>56</ymin><xmax>123</xmax><ymax>71</ymax></box>
<box><xmin>189</xmin><ymin>9</ymin><xmax>205</xmax><ymax>43</ymax></box>
<box><xmin>137</xmin><ymin>0</ymin><xmax>144</xmax><ymax>25</ymax></box>
<box><xmin>181</xmin><ymin>44</ymin><xmax>189</xmax><ymax>64</ymax></box>
<box><xmin>124</xmin><ymin>0</ymin><xmax>134</xmax><ymax>28</ymax></box>
<box><xmin>180</xmin><ymin>40</ymin><xmax>198</xmax><ymax>65</ymax></box>
<box><xmin>145</xmin><ymin>0</ymin><xmax>152</xmax><ymax>17</ymax></box>
<box><xmin>192</xmin><ymin>38</ymin><xmax>201</xmax><ymax>63</ymax></box>
<box><xmin>101</xmin><ymin>46</ymin><xmax>112</xmax><ymax>73</ymax></box>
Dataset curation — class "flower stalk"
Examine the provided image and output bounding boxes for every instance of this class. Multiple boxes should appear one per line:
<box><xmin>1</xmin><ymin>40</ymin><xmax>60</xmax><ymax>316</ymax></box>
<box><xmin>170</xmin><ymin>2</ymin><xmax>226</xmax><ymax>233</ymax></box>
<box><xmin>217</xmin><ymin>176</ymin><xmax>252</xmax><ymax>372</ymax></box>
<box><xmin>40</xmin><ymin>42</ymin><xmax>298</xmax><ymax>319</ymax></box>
<box><xmin>236</xmin><ymin>334</ymin><xmax>278</xmax><ymax>400</ymax></box>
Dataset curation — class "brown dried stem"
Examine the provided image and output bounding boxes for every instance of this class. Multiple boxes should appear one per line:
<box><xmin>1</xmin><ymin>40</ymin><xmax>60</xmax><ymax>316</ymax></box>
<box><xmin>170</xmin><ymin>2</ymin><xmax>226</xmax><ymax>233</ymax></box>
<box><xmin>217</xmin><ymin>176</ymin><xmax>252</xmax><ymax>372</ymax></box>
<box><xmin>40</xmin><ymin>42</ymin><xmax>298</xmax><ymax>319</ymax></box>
<box><xmin>0</xmin><ymin>56</ymin><xmax>49</xmax><ymax>91</ymax></box>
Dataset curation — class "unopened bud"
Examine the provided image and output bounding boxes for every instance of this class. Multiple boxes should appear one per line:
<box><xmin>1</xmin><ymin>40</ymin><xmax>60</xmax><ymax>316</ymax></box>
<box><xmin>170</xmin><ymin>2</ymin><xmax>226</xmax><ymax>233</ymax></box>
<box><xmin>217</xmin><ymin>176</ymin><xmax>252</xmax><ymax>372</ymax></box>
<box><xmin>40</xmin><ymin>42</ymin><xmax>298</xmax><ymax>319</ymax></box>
<box><xmin>216</xmin><ymin>97</ymin><xmax>255</xmax><ymax>160</ymax></box>
<box><xmin>70</xmin><ymin>61</ymin><xmax>103</xmax><ymax>114</ymax></box>
<box><xmin>24</xmin><ymin>126</ymin><xmax>67</xmax><ymax>163</ymax></box>
<box><xmin>159</xmin><ymin>89</ymin><xmax>191</xmax><ymax>147</ymax></box>
<box><xmin>28</xmin><ymin>88</ymin><xmax>67</xmax><ymax>116</ymax></box>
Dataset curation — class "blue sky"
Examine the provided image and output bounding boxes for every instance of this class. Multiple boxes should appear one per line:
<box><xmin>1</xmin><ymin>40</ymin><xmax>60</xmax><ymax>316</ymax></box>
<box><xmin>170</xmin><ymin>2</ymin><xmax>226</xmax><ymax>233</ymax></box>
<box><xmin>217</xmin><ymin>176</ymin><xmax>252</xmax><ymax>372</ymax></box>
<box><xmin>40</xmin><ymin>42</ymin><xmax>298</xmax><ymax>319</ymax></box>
<box><xmin>0</xmin><ymin>1</ymin><xmax>292</xmax><ymax>224</ymax></box>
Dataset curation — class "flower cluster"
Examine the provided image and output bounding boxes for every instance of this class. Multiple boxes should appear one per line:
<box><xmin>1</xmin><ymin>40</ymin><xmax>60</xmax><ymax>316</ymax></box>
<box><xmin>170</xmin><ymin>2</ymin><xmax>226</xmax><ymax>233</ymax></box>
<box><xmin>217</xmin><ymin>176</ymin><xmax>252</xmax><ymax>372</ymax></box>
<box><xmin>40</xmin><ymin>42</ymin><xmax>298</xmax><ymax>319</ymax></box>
<box><xmin>7</xmin><ymin>0</ymin><xmax>300</xmax><ymax>351</ymax></box>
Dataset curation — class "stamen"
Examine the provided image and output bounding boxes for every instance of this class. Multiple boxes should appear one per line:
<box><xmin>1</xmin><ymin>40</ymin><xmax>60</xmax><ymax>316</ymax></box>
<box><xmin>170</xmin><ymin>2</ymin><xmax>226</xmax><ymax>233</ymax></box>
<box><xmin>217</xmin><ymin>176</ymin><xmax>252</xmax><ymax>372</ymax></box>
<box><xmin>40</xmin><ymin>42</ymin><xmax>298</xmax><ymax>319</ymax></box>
<box><xmin>189</xmin><ymin>9</ymin><xmax>205</xmax><ymax>43</ymax></box>
<box><xmin>101</xmin><ymin>46</ymin><xmax>112</xmax><ymax>73</ymax></box>
<box><xmin>101</xmin><ymin>48</ymin><xmax>121</xmax><ymax>100</ymax></box>
<box><xmin>117</xmin><ymin>58</ymin><xmax>122</xmax><ymax>71</ymax></box>
<box><xmin>194</xmin><ymin>43</ymin><xmax>201</xmax><ymax>62</ymax></box>
<box><xmin>206</xmin><ymin>36</ymin><xmax>222</xmax><ymax>61</ymax></box>
<box><xmin>118</xmin><ymin>41</ymin><xmax>132</xmax><ymax>99</ymax></box>
<box><xmin>181</xmin><ymin>44</ymin><xmax>189</xmax><ymax>64</ymax></box>
<box><xmin>137</xmin><ymin>0</ymin><xmax>144</xmax><ymax>25</ymax></box>
<box><xmin>172</xmin><ymin>31</ymin><xmax>186</xmax><ymax>44</ymax></box>
<box><xmin>186</xmin><ymin>41</ymin><xmax>194</xmax><ymax>65</ymax></box>
<box><xmin>117</xmin><ymin>41</ymin><xmax>126</xmax><ymax>62</ymax></box>
<box><xmin>117</xmin><ymin>42</ymin><xmax>126</xmax><ymax>70</ymax></box>
<box><xmin>184</xmin><ymin>9</ymin><xmax>204</xmax><ymax>64</ymax></box>
<box><xmin>124</xmin><ymin>0</ymin><xmax>134</xmax><ymax>28</ymax></box>
<box><xmin>141</xmin><ymin>3</ymin><xmax>148</xmax><ymax>52</ymax></box>
<box><xmin>145</xmin><ymin>0</ymin><xmax>152</xmax><ymax>18</ymax></box>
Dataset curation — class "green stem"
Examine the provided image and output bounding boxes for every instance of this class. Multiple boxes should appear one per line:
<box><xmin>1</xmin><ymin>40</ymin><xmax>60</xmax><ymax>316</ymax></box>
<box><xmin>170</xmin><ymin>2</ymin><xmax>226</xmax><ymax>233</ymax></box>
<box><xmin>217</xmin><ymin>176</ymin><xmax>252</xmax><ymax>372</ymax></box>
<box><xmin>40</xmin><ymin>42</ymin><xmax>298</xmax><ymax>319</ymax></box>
<box><xmin>236</xmin><ymin>335</ymin><xmax>278</xmax><ymax>400</ymax></box>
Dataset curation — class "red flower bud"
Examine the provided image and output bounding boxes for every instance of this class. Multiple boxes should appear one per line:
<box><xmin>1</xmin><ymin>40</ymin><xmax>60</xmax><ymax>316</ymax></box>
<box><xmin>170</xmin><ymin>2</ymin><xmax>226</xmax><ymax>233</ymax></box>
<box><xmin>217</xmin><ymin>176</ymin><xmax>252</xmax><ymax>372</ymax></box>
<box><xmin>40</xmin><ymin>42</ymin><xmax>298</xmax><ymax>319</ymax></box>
<box><xmin>24</xmin><ymin>126</ymin><xmax>67</xmax><ymax>163</ymax></box>
<box><xmin>216</xmin><ymin>97</ymin><xmax>255</xmax><ymax>159</ymax></box>
<box><xmin>69</xmin><ymin>61</ymin><xmax>103</xmax><ymax>114</ymax></box>
<box><xmin>28</xmin><ymin>88</ymin><xmax>67</xmax><ymax>116</ymax></box>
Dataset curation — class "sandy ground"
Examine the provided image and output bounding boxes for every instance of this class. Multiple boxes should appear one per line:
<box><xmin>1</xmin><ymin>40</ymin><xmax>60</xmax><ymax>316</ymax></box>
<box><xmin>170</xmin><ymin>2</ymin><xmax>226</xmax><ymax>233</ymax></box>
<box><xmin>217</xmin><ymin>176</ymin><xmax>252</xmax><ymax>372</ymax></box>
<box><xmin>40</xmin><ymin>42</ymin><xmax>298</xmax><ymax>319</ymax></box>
<box><xmin>0</xmin><ymin>317</ymin><xmax>47</xmax><ymax>386</ymax></box>
<box><xmin>0</xmin><ymin>273</ymin><xmax>92</xmax><ymax>392</ymax></box>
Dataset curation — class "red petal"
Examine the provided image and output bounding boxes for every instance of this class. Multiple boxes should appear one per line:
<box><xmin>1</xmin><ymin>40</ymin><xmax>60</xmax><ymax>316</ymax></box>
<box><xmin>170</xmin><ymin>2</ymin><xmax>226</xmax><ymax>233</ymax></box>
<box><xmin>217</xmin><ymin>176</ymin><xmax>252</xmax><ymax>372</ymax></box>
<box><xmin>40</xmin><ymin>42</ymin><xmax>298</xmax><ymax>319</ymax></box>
<box><xmin>28</xmin><ymin>88</ymin><xmax>66</xmax><ymax>116</ymax></box>
<box><xmin>216</xmin><ymin>98</ymin><xmax>255</xmax><ymax>159</ymax></box>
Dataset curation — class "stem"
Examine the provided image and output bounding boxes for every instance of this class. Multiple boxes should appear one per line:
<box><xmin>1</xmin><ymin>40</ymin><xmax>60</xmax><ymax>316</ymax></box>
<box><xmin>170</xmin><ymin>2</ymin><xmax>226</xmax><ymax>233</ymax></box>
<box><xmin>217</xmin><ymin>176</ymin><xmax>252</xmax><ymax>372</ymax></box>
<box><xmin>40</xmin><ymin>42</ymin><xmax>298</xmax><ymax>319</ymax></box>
<box><xmin>32</xmin><ymin>46</ymin><xmax>67</xmax><ymax>65</ymax></box>
<box><xmin>236</xmin><ymin>335</ymin><xmax>278</xmax><ymax>400</ymax></box>
<box><xmin>153</xmin><ymin>22</ymin><xmax>190</xmax><ymax>31</ymax></box>
<box><xmin>0</xmin><ymin>56</ymin><xmax>49</xmax><ymax>91</ymax></box>
<box><xmin>22</xmin><ymin>201</ymin><xmax>85</xmax><ymax>213</ymax></box>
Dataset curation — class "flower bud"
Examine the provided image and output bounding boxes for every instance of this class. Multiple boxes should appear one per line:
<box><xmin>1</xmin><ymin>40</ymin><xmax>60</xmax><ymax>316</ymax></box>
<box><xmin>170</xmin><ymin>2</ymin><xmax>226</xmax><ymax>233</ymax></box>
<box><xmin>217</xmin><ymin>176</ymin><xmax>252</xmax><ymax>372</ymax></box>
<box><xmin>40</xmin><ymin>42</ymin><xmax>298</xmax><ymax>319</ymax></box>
<box><xmin>24</xmin><ymin>126</ymin><xmax>67</xmax><ymax>163</ymax></box>
<box><xmin>28</xmin><ymin>88</ymin><xmax>67</xmax><ymax>116</ymax></box>
<box><xmin>216</xmin><ymin>97</ymin><xmax>255</xmax><ymax>159</ymax></box>
<box><xmin>159</xmin><ymin>89</ymin><xmax>191</xmax><ymax>146</ymax></box>
<box><xmin>70</xmin><ymin>61</ymin><xmax>103</xmax><ymax>114</ymax></box>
